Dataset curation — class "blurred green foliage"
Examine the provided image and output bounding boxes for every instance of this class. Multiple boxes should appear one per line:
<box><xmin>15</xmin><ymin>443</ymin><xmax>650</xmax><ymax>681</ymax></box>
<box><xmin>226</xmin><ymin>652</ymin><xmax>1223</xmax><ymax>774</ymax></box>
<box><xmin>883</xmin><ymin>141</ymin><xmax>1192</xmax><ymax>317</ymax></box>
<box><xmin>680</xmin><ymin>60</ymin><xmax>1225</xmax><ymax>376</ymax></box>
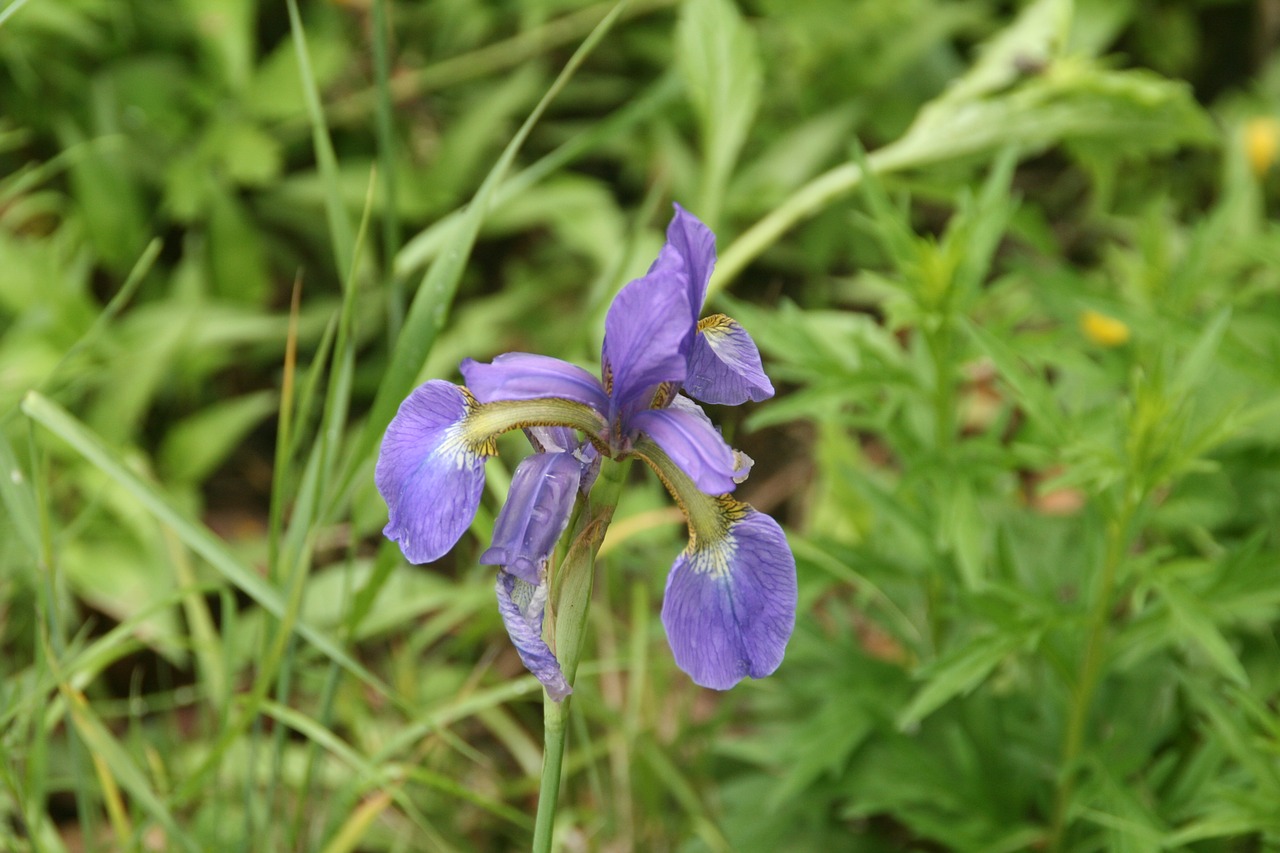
<box><xmin>3</xmin><ymin>0</ymin><xmax>1280</xmax><ymax>850</ymax></box>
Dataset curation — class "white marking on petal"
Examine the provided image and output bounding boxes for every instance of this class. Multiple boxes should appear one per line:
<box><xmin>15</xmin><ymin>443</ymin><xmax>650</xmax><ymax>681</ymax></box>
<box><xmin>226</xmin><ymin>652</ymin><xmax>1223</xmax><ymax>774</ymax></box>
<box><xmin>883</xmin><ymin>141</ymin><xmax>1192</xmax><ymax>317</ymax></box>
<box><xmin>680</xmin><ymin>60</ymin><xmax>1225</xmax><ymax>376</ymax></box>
<box><xmin>436</xmin><ymin>421</ymin><xmax>483</xmax><ymax>470</ymax></box>
<box><xmin>690</xmin><ymin>537</ymin><xmax>736</xmax><ymax>579</ymax></box>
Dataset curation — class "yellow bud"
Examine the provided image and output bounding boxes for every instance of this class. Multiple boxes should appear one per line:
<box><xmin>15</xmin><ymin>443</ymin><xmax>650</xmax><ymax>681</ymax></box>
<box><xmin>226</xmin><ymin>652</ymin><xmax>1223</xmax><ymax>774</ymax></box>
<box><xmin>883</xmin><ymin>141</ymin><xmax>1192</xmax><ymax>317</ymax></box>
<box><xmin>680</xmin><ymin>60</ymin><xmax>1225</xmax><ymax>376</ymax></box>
<box><xmin>1080</xmin><ymin>309</ymin><xmax>1130</xmax><ymax>347</ymax></box>
<box><xmin>1244</xmin><ymin>117</ymin><xmax>1280</xmax><ymax>178</ymax></box>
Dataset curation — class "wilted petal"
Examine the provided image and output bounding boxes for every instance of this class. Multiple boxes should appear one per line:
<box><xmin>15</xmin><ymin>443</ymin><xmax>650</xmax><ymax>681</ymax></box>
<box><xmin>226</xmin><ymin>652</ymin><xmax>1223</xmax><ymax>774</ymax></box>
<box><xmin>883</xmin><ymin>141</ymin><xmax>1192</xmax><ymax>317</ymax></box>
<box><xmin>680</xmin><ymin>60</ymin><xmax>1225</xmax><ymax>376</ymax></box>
<box><xmin>525</xmin><ymin>426</ymin><xmax>578</xmax><ymax>454</ymax></box>
<box><xmin>496</xmin><ymin>571</ymin><xmax>572</xmax><ymax>701</ymax></box>
<box><xmin>461</xmin><ymin>353</ymin><xmax>609</xmax><ymax>413</ymax></box>
<box><xmin>631</xmin><ymin>401</ymin><xmax>738</xmax><ymax>495</ymax></box>
<box><xmin>479</xmin><ymin>451</ymin><xmax>582</xmax><ymax>585</ymax></box>
<box><xmin>684</xmin><ymin>314</ymin><xmax>774</xmax><ymax>405</ymax></box>
<box><xmin>661</xmin><ymin>503</ymin><xmax>797</xmax><ymax>690</ymax></box>
<box><xmin>376</xmin><ymin>381</ymin><xmax>491</xmax><ymax>564</ymax></box>
<box><xmin>574</xmin><ymin>443</ymin><xmax>602</xmax><ymax>494</ymax></box>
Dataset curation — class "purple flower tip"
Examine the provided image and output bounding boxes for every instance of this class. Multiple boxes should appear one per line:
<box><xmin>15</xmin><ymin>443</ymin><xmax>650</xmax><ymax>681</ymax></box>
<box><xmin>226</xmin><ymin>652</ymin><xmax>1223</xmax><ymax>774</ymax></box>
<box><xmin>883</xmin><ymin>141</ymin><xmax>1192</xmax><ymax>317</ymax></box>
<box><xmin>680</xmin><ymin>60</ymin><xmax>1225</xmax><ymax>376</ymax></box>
<box><xmin>496</xmin><ymin>571</ymin><xmax>572</xmax><ymax>701</ymax></box>
<box><xmin>479</xmin><ymin>451</ymin><xmax>583</xmax><ymax>585</ymax></box>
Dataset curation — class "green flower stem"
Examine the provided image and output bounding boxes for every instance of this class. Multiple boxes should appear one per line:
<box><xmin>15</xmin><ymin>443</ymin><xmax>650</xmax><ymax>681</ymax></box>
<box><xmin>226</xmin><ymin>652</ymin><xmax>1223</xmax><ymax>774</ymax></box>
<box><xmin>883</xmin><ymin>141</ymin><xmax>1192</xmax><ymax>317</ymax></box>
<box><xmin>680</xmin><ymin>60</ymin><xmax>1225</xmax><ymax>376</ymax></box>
<box><xmin>532</xmin><ymin>458</ymin><xmax>631</xmax><ymax>853</ymax></box>
<box><xmin>1047</xmin><ymin>492</ymin><xmax>1140</xmax><ymax>849</ymax></box>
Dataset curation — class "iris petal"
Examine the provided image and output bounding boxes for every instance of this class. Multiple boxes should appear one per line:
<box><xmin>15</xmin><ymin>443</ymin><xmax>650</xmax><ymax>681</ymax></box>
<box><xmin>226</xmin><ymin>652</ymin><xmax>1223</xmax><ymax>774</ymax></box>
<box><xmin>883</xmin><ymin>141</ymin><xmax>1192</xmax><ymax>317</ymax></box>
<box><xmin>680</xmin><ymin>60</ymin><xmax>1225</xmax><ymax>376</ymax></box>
<box><xmin>375</xmin><ymin>381</ymin><xmax>490</xmax><ymax>564</ymax></box>
<box><xmin>663</xmin><ymin>203</ymin><xmax>717</xmax><ymax>317</ymax></box>
<box><xmin>601</xmin><ymin>271</ymin><xmax>692</xmax><ymax>421</ymax></box>
<box><xmin>461</xmin><ymin>353</ymin><xmax>609</xmax><ymax>414</ymax></box>
<box><xmin>631</xmin><ymin>400</ymin><xmax>738</xmax><ymax>495</ymax></box>
<box><xmin>661</xmin><ymin>504</ymin><xmax>797</xmax><ymax>690</ymax></box>
<box><xmin>495</xmin><ymin>571</ymin><xmax>572</xmax><ymax>701</ymax></box>
<box><xmin>480</xmin><ymin>451</ymin><xmax>582</xmax><ymax>585</ymax></box>
<box><xmin>684</xmin><ymin>314</ymin><xmax>774</xmax><ymax>405</ymax></box>
<box><xmin>525</xmin><ymin>426</ymin><xmax>578</xmax><ymax>454</ymax></box>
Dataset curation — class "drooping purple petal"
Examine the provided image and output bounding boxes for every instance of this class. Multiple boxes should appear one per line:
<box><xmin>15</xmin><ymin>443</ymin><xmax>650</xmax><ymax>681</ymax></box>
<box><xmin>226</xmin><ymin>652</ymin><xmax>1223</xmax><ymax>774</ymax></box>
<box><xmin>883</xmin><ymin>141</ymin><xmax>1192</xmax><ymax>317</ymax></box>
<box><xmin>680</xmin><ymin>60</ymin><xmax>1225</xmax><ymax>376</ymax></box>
<box><xmin>661</xmin><ymin>506</ymin><xmax>797</xmax><ymax>690</ymax></box>
<box><xmin>461</xmin><ymin>353</ymin><xmax>609</xmax><ymax>413</ymax></box>
<box><xmin>376</xmin><ymin>381</ymin><xmax>489</xmax><ymax>564</ymax></box>
<box><xmin>631</xmin><ymin>400</ymin><xmax>739</xmax><ymax>495</ymax></box>
<box><xmin>684</xmin><ymin>315</ymin><xmax>775</xmax><ymax>405</ymax></box>
<box><xmin>479</xmin><ymin>451</ymin><xmax>582</xmax><ymax>584</ymax></box>
<box><xmin>601</xmin><ymin>270</ymin><xmax>693</xmax><ymax>420</ymax></box>
<box><xmin>495</xmin><ymin>571</ymin><xmax>572</xmax><ymax>701</ymax></box>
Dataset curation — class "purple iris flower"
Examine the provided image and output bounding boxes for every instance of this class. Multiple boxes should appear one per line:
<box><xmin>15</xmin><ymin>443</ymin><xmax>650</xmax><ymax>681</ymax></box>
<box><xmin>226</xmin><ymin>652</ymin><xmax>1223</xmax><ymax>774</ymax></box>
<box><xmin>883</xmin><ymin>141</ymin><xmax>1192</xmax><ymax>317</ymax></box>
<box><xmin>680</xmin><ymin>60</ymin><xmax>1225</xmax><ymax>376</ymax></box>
<box><xmin>375</xmin><ymin>204</ymin><xmax>796</xmax><ymax>696</ymax></box>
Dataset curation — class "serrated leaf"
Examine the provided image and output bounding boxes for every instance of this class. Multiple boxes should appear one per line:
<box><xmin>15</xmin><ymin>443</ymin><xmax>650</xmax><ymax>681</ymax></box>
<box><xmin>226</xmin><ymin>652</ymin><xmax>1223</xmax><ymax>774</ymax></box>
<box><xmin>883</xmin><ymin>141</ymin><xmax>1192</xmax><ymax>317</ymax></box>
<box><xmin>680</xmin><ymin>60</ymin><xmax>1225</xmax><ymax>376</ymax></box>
<box><xmin>1170</xmin><ymin>307</ymin><xmax>1231</xmax><ymax>399</ymax></box>
<box><xmin>898</xmin><ymin>630</ymin><xmax>1026</xmax><ymax>729</ymax></box>
<box><xmin>769</xmin><ymin>698</ymin><xmax>875</xmax><ymax>808</ymax></box>
<box><xmin>1160</xmin><ymin>583</ymin><xmax>1249</xmax><ymax>686</ymax></box>
<box><xmin>962</xmin><ymin>317</ymin><xmax>1067</xmax><ymax>443</ymax></box>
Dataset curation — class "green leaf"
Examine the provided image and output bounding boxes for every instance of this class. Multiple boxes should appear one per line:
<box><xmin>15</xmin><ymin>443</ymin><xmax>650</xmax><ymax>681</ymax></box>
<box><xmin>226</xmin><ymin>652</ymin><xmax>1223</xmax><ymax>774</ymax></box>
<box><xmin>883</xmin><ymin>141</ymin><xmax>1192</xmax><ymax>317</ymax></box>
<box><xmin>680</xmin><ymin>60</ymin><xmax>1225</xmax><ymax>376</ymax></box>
<box><xmin>1170</xmin><ymin>307</ymin><xmax>1231</xmax><ymax>399</ymax></box>
<box><xmin>713</xmin><ymin>1</ymin><xmax>1215</xmax><ymax>292</ymax></box>
<box><xmin>898</xmin><ymin>629</ymin><xmax>1027</xmax><ymax>729</ymax></box>
<box><xmin>159</xmin><ymin>390</ymin><xmax>278</xmax><ymax>484</ymax></box>
<box><xmin>962</xmin><ymin>317</ymin><xmax>1068</xmax><ymax>443</ymax></box>
<box><xmin>0</xmin><ymin>428</ymin><xmax>41</xmax><ymax>565</ymax></box>
<box><xmin>677</xmin><ymin>0</ymin><xmax>762</xmax><ymax>225</ymax></box>
<box><xmin>59</xmin><ymin>127</ymin><xmax>149</xmax><ymax>275</ymax></box>
<box><xmin>246</xmin><ymin>23</ymin><xmax>350</xmax><ymax>122</ymax></box>
<box><xmin>1159</xmin><ymin>582</ymin><xmax>1249</xmax><ymax>686</ymax></box>
<box><xmin>179</xmin><ymin>0</ymin><xmax>254</xmax><ymax>88</ymax></box>
<box><xmin>940</xmin><ymin>0</ymin><xmax>1068</xmax><ymax>104</ymax></box>
<box><xmin>207</xmin><ymin>189</ymin><xmax>271</xmax><ymax>303</ymax></box>
<box><xmin>61</xmin><ymin>540</ymin><xmax>185</xmax><ymax>663</ymax></box>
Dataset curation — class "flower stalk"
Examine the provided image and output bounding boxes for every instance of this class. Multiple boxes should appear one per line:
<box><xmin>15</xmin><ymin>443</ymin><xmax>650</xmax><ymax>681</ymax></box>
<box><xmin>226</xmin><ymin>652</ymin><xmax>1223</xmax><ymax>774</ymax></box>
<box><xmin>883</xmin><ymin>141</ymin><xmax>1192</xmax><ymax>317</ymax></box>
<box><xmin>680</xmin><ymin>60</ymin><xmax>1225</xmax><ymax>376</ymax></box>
<box><xmin>533</xmin><ymin>458</ymin><xmax>629</xmax><ymax>853</ymax></box>
<box><xmin>1047</xmin><ymin>492</ymin><xmax>1140</xmax><ymax>849</ymax></box>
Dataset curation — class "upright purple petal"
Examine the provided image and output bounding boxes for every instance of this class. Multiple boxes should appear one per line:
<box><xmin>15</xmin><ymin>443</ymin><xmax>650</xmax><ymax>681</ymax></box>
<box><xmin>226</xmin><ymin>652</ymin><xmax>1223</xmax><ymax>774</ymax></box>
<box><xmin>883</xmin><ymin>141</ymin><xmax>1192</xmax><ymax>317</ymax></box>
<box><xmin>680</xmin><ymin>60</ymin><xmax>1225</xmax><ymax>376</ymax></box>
<box><xmin>684</xmin><ymin>315</ymin><xmax>775</xmax><ymax>405</ymax></box>
<box><xmin>631</xmin><ymin>400</ymin><xmax>739</xmax><ymax>495</ymax></box>
<box><xmin>496</xmin><ymin>571</ymin><xmax>572</xmax><ymax>701</ymax></box>
<box><xmin>601</xmin><ymin>271</ymin><xmax>692</xmax><ymax>421</ymax></box>
<box><xmin>661</xmin><ymin>504</ymin><xmax>797</xmax><ymax>690</ymax></box>
<box><xmin>598</xmin><ymin>207</ymin><xmax>722</xmax><ymax>421</ymax></box>
<box><xmin>461</xmin><ymin>353</ymin><xmax>609</xmax><ymax>414</ymax></box>
<box><xmin>663</xmin><ymin>203</ymin><xmax>717</xmax><ymax>316</ymax></box>
<box><xmin>376</xmin><ymin>381</ymin><xmax>490</xmax><ymax>564</ymax></box>
<box><xmin>479</xmin><ymin>451</ymin><xmax>582</xmax><ymax>585</ymax></box>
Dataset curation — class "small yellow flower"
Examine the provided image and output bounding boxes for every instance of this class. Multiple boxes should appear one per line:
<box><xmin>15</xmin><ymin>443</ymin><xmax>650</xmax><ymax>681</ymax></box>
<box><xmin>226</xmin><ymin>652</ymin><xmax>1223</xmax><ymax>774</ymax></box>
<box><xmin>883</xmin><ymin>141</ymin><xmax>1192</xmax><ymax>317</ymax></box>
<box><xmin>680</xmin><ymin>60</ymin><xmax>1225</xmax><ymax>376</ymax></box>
<box><xmin>1080</xmin><ymin>309</ymin><xmax>1130</xmax><ymax>347</ymax></box>
<box><xmin>1244</xmin><ymin>117</ymin><xmax>1280</xmax><ymax>178</ymax></box>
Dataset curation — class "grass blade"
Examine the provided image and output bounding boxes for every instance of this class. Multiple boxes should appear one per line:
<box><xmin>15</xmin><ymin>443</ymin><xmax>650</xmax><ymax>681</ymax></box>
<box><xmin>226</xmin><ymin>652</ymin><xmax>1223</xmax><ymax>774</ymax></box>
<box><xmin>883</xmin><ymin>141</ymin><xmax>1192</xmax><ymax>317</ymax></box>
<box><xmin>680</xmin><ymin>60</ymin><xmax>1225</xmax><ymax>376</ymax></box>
<box><xmin>20</xmin><ymin>392</ymin><xmax>393</xmax><ymax>701</ymax></box>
